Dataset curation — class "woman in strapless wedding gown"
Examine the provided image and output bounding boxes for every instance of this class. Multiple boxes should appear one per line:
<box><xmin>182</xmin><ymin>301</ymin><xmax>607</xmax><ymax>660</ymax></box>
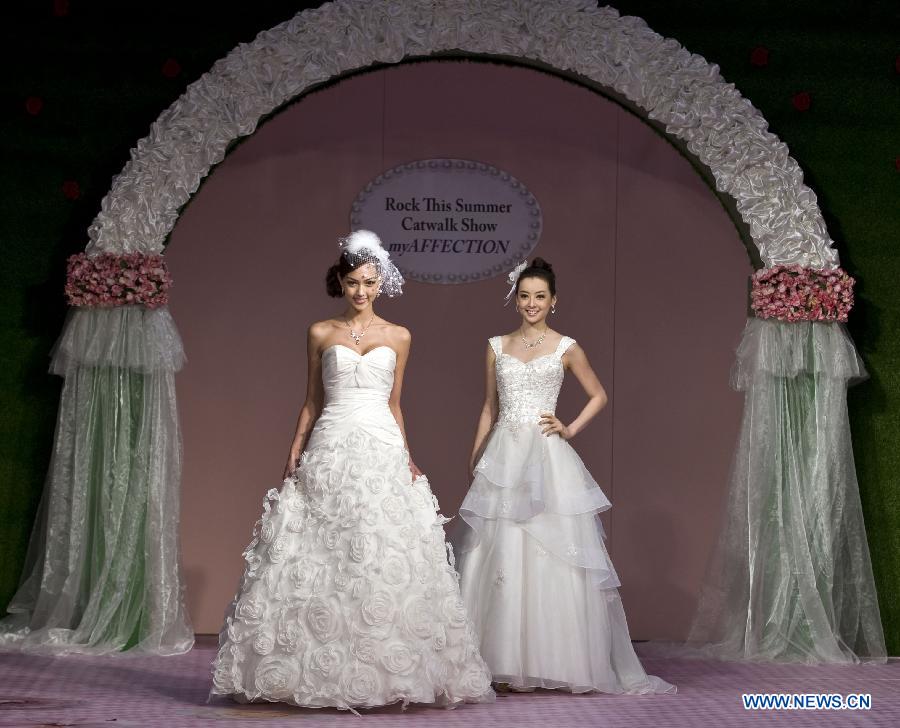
<box><xmin>210</xmin><ymin>232</ymin><xmax>493</xmax><ymax>711</ymax></box>
<box><xmin>454</xmin><ymin>258</ymin><xmax>675</xmax><ymax>695</ymax></box>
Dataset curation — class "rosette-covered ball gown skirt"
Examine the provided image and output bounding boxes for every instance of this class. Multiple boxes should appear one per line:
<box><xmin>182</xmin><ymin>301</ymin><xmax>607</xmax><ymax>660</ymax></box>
<box><xmin>211</xmin><ymin>345</ymin><xmax>494</xmax><ymax>710</ymax></box>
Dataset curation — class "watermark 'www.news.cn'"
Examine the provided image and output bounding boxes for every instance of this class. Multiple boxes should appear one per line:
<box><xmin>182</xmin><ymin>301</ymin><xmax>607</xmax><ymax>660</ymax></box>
<box><xmin>742</xmin><ymin>693</ymin><xmax>872</xmax><ymax>710</ymax></box>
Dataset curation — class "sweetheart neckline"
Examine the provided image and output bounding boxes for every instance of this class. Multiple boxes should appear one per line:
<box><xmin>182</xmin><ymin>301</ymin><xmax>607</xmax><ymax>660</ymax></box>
<box><xmin>499</xmin><ymin>351</ymin><xmax>561</xmax><ymax>366</ymax></box>
<box><xmin>323</xmin><ymin>343</ymin><xmax>398</xmax><ymax>359</ymax></box>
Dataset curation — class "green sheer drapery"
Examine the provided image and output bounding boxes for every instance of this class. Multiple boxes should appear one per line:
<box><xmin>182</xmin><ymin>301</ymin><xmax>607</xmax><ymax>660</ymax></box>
<box><xmin>685</xmin><ymin>318</ymin><xmax>885</xmax><ymax>663</ymax></box>
<box><xmin>0</xmin><ymin>307</ymin><xmax>192</xmax><ymax>655</ymax></box>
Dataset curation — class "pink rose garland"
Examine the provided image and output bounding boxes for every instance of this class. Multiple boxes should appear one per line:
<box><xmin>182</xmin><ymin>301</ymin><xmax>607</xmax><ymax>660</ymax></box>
<box><xmin>65</xmin><ymin>252</ymin><xmax>172</xmax><ymax>308</ymax></box>
<box><xmin>750</xmin><ymin>265</ymin><xmax>854</xmax><ymax>322</ymax></box>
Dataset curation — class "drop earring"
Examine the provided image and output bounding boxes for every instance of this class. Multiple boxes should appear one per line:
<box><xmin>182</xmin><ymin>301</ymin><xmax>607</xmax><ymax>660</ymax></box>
<box><xmin>551</xmin><ymin>304</ymin><xmax>557</xmax><ymax>314</ymax></box>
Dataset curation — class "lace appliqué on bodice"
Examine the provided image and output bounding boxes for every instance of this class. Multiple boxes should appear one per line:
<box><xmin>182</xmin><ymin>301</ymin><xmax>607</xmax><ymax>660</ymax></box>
<box><xmin>490</xmin><ymin>335</ymin><xmax>576</xmax><ymax>429</ymax></box>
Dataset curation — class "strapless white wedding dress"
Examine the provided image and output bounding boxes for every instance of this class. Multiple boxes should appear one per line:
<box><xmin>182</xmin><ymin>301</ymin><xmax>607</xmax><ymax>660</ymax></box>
<box><xmin>210</xmin><ymin>344</ymin><xmax>494</xmax><ymax>710</ymax></box>
<box><xmin>454</xmin><ymin>336</ymin><xmax>675</xmax><ymax>695</ymax></box>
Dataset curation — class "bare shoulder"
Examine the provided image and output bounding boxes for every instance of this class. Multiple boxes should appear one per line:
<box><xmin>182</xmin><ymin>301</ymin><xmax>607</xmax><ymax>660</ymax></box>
<box><xmin>562</xmin><ymin>338</ymin><xmax>588</xmax><ymax>364</ymax></box>
<box><xmin>501</xmin><ymin>331</ymin><xmax>519</xmax><ymax>350</ymax></box>
<box><xmin>309</xmin><ymin>319</ymin><xmax>335</xmax><ymax>337</ymax></box>
<box><xmin>547</xmin><ymin>328</ymin><xmax>565</xmax><ymax>348</ymax></box>
<box><xmin>377</xmin><ymin>318</ymin><xmax>409</xmax><ymax>337</ymax></box>
<box><xmin>308</xmin><ymin>320</ymin><xmax>338</xmax><ymax>347</ymax></box>
<box><xmin>377</xmin><ymin>320</ymin><xmax>411</xmax><ymax>350</ymax></box>
<box><xmin>393</xmin><ymin>324</ymin><xmax>412</xmax><ymax>344</ymax></box>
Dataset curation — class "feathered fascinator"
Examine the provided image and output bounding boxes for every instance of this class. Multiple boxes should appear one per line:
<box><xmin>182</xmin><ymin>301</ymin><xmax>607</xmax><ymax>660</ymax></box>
<box><xmin>338</xmin><ymin>230</ymin><xmax>404</xmax><ymax>297</ymax></box>
<box><xmin>504</xmin><ymin>260</ymin><xmax>528</xmax><ymax>305</ymax></box>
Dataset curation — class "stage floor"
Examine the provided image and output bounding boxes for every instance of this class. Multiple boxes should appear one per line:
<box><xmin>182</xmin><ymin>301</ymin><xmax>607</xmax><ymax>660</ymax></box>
<box><xmin>1</xmin><ymin>638</ymin><xmax>897</xmax><ymax>727</ymax></box>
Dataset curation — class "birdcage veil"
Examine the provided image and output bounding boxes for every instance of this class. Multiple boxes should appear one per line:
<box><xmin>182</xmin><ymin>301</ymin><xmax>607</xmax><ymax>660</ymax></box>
<box><xmin>337</xmin><ymin>230</ymin><xmax>404</xmax><ymax>297</ymax></box>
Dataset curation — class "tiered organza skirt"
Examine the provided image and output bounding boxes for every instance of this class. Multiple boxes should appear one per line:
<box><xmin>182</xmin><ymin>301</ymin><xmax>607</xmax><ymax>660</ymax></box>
<box><xmin>455</xmin><ymin>422</ymin><xmax>675</xmax><ymax>694</ymax></box>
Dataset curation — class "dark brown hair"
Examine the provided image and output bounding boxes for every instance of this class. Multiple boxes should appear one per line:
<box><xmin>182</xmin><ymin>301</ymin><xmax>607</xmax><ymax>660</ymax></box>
<box><xmin>514</xmin><ymin>257</ymin><xmax>556</xmax><ymax>297</ymax></box>
<box><xmin>325</xmin><ymin>256</ymin><xmax>370</xmax><ymax>298</ymax></box>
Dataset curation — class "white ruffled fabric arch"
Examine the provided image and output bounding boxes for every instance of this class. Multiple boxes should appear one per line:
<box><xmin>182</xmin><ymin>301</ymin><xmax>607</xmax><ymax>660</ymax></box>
<box><xmin>84</xmin><ymin>0</ymin><xmax>836</xmax><ymax>269</ymax></box>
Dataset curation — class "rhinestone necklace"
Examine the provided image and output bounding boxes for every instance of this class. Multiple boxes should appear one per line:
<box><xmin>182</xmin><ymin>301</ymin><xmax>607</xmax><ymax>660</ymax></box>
<box><xmin>521</xmin><ymin>326</ymin><xmax>548</xmax><ymax>350</ymax></box>
<box><xmin>346</xmin><ymin>314</ymin><xmax>376</xmax><ymax>346</ymax></box>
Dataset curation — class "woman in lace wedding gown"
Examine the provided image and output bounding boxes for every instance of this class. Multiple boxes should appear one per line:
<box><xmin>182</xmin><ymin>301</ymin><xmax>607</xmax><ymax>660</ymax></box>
<box><xmin>210</xmin><ymin>232</ymin><xmax>493</xmax><ymax>711</ymax></box>
<box><xmin>454</xmin><ymin>258</ymin><xmax>674</xmax><ymax>695</ymax></box>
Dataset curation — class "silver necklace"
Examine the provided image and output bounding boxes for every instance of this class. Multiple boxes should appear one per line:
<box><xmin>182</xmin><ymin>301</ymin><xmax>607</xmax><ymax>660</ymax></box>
<box><xmin>521</xmin><ymin>326</ymin><xmax>548</xmax><ymax>350</ymax></box>
<box><xmin>346</xmin><ymin>314</ymin><xmax>375</xmax><ymax>346</ymax></box>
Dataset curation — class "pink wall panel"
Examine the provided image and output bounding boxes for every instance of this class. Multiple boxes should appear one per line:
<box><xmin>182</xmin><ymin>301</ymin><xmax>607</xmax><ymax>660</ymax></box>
<box><xmin>166</xmin><ymin>61</ymin><xmax>749</xmax><ymax>636</ymax></box>
<box><xmin>612</xmin><ymin>116</ymin><xmax>750</xmax><ymax>639</ymax></box>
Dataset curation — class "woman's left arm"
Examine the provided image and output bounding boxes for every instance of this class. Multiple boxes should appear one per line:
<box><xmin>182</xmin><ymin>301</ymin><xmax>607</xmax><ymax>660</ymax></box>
<box><xmin>387</xmin><ymin>327</ymin><xmax>423</xmax><ymax>479</ymax></box>
<box><xmin>540</xmin><ymin>343</ymin><xmax>608</xmax><ymax>439</ymax></box>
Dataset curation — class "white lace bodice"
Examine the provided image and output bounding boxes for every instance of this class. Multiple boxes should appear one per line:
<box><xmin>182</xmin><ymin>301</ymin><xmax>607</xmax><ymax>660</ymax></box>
<box><xmin>489</xmin><ymin>335</ymin><xmax>576</xmax><ymax>427</ymax></box>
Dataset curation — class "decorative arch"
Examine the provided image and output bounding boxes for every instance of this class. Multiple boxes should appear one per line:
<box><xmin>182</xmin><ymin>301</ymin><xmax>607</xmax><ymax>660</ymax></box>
<box><xmin>86</xmin><ymin>0</ymin><xmax>837</xmax><ymax>270</ymax></box>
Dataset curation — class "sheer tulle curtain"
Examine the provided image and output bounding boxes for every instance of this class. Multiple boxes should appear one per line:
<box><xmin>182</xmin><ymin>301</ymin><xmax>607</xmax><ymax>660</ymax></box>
<box><xmin>0</xmin><ymin>307</ymin><xmax>193</xmax><ymax>655</ymax></box>
<box><xmin>683</xmin><ymin>318</ymin><xmax>886</xmax><ymax>663</ymax></box>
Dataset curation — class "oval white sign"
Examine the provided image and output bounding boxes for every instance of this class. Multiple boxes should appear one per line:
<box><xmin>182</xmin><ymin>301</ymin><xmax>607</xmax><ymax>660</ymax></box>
<box><xmin>350</xmin><ymin>159</ymin><xmax>542</xmax><ymax>284</ymax></box>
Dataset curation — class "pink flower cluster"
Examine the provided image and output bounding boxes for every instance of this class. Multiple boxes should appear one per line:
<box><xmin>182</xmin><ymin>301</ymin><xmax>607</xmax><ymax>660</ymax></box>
<box><xmin>65</xmin><ymin>252</ymin><xmax>172</xmax><ymax>308</ymax></box>
<box><xmin>750</xmin><ymin>265</ymin><xmax>854</xmax><ymax>322</ymax></box>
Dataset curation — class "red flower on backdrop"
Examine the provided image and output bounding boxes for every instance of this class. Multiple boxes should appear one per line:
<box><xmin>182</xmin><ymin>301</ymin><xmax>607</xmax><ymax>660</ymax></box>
<box><xmin>895</xmin><ymin>54</ymin><xmax>900</xmax><ymax>74</ymax></box>
<box><xmin>65</xmin><ymin>252</ymin><xmax>173</xmax><ymax>308</ymax></box>
<box><xmin>53</xmin><ymin>0</ymin><xmax>70</xmax><ymax>17</ymax></box>
<box><xmin>161</xmin><ymin>58</ymin><xmax>182</xmax><ymax>78</ymax></box>
<box><xmin>25</xmin><ymin>96</ymin><xmax>44</xmax><ymax>115</ymax></box>
<box><xmin>62</xmin><ymin>180</ymin><xmax>81</xmax><ymax>200</ymax></box>
<box><xmin>895</xmin><ymin>156</ymin><xmax>900</xmax><ymax>172</ymax></box>
<box><xmin>751</xmin><ymin>265</ymin><xmax>854</xmax><ymax>322</ymax></box>
<box><xmin>792</xmin><ymin>91</ymin><xmax>812</xmax><ymax>111</ymax></box>
<box><xmin>750</xmin><ymin>46</ymin><xmax>769</xmax><ymax>67</ymax></box>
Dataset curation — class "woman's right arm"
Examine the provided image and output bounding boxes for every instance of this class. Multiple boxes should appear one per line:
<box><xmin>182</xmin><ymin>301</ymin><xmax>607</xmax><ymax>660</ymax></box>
<box><xmin>468</xmin><ymin>342</ymin><xmax>499</xmax><ymax>474</ymax></box>
<box><xmin>283</xmin><ymin>324</ymin><xmax>326</xmax><ymax>478</ymax></box>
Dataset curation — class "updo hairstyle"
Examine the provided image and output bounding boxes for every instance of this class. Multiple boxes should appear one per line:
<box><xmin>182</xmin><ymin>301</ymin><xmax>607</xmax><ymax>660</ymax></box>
<box><xmin>514</xmin><ymin>257</ymin><xmax>556</xmax><ymax>297</ymax></box>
